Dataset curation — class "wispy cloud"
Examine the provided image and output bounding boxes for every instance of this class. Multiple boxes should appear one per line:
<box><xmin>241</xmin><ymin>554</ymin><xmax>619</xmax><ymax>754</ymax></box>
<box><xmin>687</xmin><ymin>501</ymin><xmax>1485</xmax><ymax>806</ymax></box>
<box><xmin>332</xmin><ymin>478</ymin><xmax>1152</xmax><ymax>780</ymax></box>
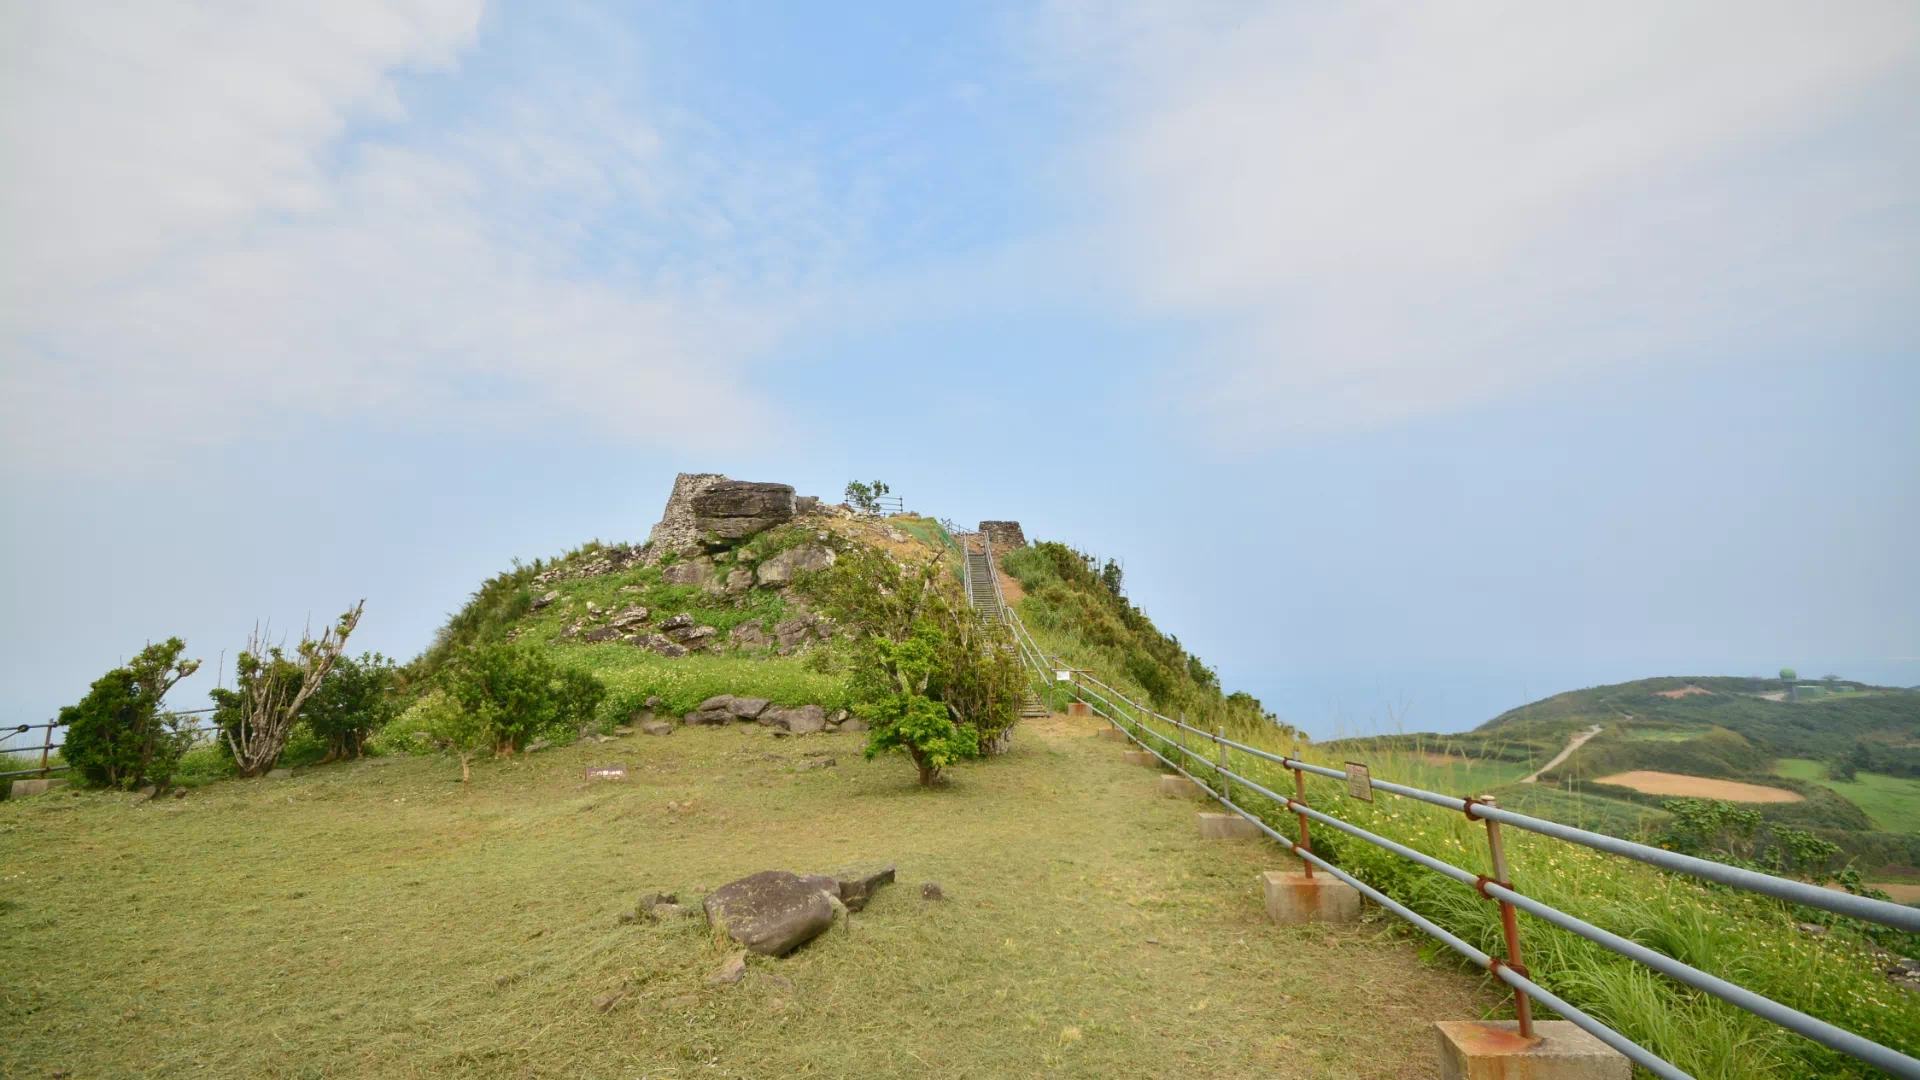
<box><xmin>0</xmin><ymin>2</ymin><xmax>848</xmax><ymax>466</ymax></box>
<box><xmin>1039</xmin><ymin>1</ymin><xmax>1920</xmax><ymax>441</ymax></box>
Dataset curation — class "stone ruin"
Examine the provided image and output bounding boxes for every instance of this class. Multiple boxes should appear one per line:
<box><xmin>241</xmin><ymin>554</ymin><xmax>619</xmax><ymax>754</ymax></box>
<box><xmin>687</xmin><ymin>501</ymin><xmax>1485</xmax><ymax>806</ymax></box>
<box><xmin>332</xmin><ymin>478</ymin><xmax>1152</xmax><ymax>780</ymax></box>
<box><xmin>647</xmin><ymin>472</ymin><xmax>828</xmax><ymax>558</ymax></box>
<box><xmin>979</xmin><ymin>520</ymin><xmax>1027</xmax><ymax>550</ymax></box>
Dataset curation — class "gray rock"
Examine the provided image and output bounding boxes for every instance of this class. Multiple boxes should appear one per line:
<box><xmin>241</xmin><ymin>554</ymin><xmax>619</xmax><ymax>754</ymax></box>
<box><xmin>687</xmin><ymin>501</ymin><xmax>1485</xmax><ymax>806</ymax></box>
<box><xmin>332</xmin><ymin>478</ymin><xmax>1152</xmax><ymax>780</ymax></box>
<box><xmin>609</xmin><ymin>605</ymin><xmax>650</xmax><ymax>628</ymax></box>
<box><xmin>698</xmin><ymin>695</ymin><xmax>737</xmax><ymax>712</ymax></box>
<box><xmin>659</xmin><ymin>643</ymin><xmax>689</xmax><ymax>659</ymax></box>
<box><xmin>531</xmin><ymin>589</ymin><xmax>561</xmax><ymax>610</ymax></box>
<box><xmin>727</xmin><ymin>697</ymin><xmax>772</xmax><ymax>720</ymax></box>
<box><xmin>795</xmin><ymin>496</ymin><xmax>821</xmax><ymax>515</ymax></box>
<box><xmin>644</xmin><ymin>695</ymin><xmax>663</xmax><ymax>709</ymax></box>
<box><xmin>921</xmin><ymin>882</ymin><xmax>943</xmax><ymax>901</ymax></box>
<box><xmin>679</xmin><ymin>626</ymin><xmax>719</xmax><ymax>648</ymax></box>
<box><xmin>763</xmin><ymin>705</ymin><xmax>827</xmax><ymax>734</ymax></box>
<box><xmin>838</xmin><ymin>717</ymin><xmax>869</xmax><ymax>735</ymax></box>
<box><xmin>724</xmin><ymin>568</ymin><xmax>754</xmax><ymax>595</ymax></box>
<box><xmin>703</xmin><ymin>870</ymin><xmax>837</xmax><ymax>956</ymax></box>
<box><xmin>730</xmin><ymin>621</ymin><xmax>772</xmax><ymax>650</ymax></box>
<box><xmin>795</xmin><ymin>757</ymin><xmax>837</xmax><ymax>771</ymax></box>
<box><xmin>773</xmin><ymin>614</ymin><xmax>827</xmax><ymax>652</ymax></box>
<box><xmin>686</xmin><ymin>708</ymin><xmax>734</xmax><ymax>726</ymax></box>
<box><xmin>639</xmin><ymin>720</ymin><xmax>674</xmax><ymax>736</ymax></box>
<box><xmin>662</xmin><ymin>557</ymin><xmax>715</xmax><ymax>586</ymax></box>
<box><xmin>583</xmin><ymin>626</ymin><xmax>621</xmax><ymax>643</ymax></box>
<box><xmin>835</xmin><ymin>865</ymin><xmax>896</xmax><ymax>913</ymax></box>
<box><xmin>755</xmin><ymin>544</ymin><xmax>837</xmax><ymax>588</ymax></box>
<box><xmin>659</xmin><ymin>612</ymin><xmax>695</xmax><ymax>633</ymax></box>
<box><xmin>828</xmin><ymin>709</ymin><xmax>849</xmax><ymax>724</ymax></box>
<box><xmin>690</xmin><ymin>481</ymin><xmax>797</xmax><ymax>541</ymax></box>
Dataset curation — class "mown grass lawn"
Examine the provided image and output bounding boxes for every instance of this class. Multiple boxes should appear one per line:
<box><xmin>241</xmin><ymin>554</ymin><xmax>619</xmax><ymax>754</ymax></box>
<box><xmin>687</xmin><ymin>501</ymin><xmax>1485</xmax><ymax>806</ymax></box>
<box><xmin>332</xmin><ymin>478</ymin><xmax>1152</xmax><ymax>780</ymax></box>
<box><xmin>1</xmin><ymin>715</ymin><xmax>1498</xmax><ymax>1079</ymax></box>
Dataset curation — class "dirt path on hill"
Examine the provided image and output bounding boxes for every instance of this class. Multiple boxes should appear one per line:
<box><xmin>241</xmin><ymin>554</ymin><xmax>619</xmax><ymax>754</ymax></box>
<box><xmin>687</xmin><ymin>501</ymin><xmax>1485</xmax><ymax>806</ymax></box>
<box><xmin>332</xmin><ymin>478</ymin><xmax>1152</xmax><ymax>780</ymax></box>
<box><xmin>1519</xmin><ymin>724</ymin><xmax>1604</xmax><ymax>783</ymax></box>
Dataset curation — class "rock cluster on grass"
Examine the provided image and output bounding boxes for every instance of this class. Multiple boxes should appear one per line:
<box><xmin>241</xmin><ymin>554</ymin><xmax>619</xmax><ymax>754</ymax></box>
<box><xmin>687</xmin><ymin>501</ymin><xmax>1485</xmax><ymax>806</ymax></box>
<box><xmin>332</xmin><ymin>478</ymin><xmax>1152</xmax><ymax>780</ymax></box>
<box><xmin>700</xmin><ymin>866</ymin><xmax>896</xmax><ymax>956</ymax></box>
<box><xmin>658</xmin><ymin>695</ymin><xmax>862</xmax><ymax>735</ymax></box>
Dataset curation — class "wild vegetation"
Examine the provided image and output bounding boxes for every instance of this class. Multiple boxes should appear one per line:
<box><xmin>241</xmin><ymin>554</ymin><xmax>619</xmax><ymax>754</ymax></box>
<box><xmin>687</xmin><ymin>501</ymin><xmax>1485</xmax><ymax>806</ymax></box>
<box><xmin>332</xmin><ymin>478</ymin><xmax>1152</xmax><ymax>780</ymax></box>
<box><xmin>54</xmin><ymin>638</ymin><xmax>200</xmax><ymax>792</ymax></box>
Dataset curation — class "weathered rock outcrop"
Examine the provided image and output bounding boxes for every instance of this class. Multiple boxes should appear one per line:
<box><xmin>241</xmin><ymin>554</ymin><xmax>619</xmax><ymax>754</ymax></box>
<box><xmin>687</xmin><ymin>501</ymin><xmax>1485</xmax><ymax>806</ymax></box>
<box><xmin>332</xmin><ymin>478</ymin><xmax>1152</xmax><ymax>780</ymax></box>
<box><xmin>755</xmin><ymin>544</ymin><xmax>836</xmax><ymax>588</ymax></box>
<box><xmin>980</xmin><ymin>520</ymin><xmax>1027</xmax><ymax>549</ymax></box>
<box><xmin>763</xmin><ymin>704</ymin><xmax>827</xmax><ymax>734</ymax></box>
<box><xmin>691</xmin><ymin>481</ymin><xmax>796</xmax><ymax>541</ymax></box>
<box><xmin>647</xmin><ymin>472</ymin><xmax>728</xmax><ymax>556</ymax></box>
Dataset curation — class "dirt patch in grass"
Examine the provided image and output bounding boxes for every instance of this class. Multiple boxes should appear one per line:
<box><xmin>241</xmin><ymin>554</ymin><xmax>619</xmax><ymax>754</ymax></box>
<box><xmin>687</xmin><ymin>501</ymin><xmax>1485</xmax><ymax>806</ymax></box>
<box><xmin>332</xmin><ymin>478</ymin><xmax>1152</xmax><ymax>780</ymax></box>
<box><xmin>1</xmin><ymin>716</ymin><xmax>1499</xmax><ymax>1078</ymax></box>
<box><xmin>1655</xmin><ymin>685</ymin><xmax>1712</xmax><ymax>699</ymax></box>
<box><xmin>1596</xmin><ymin>770</ymin><xmax>1804</xmax><ymax>803</ymax></box>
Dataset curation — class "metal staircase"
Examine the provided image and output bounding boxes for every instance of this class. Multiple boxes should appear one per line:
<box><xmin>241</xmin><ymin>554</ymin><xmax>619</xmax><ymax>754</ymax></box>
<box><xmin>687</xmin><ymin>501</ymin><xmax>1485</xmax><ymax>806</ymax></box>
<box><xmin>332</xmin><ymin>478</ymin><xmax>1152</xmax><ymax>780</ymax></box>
<box><xmin>961</xmin><ymin>534</ymin><xmax>1049</xmax><ymax>718</ymax></box>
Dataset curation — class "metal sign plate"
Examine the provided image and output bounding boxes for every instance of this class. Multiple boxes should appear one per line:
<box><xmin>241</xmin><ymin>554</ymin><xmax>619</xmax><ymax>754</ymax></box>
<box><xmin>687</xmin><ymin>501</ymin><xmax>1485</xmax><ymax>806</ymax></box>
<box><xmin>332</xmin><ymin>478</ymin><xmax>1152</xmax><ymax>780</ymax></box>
<box><xmin>585</xmin><ymin>765</ymin><xmax>629</xmax><ymax>782</ymax></box>
<box><xmin>1344</xmin><ymin>761</ymin><xmax>1373</xmax><ymax>802</ymax></box>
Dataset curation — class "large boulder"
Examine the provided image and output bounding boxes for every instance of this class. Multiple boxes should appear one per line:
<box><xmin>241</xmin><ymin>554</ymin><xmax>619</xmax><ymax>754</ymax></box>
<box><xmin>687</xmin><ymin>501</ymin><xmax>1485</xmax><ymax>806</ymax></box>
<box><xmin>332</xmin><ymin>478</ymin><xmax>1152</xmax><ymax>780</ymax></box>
<box><xmin>727</xmin><ymin>697</ymin><xmax>772</xmax><ymax>720</ymax></box>
<box><xmin>773</xmin><ymin>614</ymin><xmax>832</xmax><ymax>653</ymax></box>
<box><xmin>764</xmin><ymin>705</ymin><xmax>827</xmax><ymax>734</ymax></box>
<box><xmin>730</xmin><ymin>621</ymin><xmax>772</xmax><ymax>650</ymax></box>
<box><xmin>691</xmin><ymin>481</ymin><xmax>796</xmax><ymax>541</ymax></box>
<box><xmin>583</xmin><ymin>626</ymin><xmax>620</xmax><ymax>643</ymax></box>
<box><xmin>609</xmin><ymin>605</ymin><xmax>650</xmax><ymax>629</ymax></box>
<box><xmin>662</xmin><ymin>557</ymin><xmax>715</xmax><ymax>586</ymax></box>
<box><xmin>755</xmin><ymin>544</ymin><xmax>836</xmax><ymax>588</ymax></box>
<box><xmin>703</xmin><ymin>870</ymin><xmax>837</xmax><ymax>956</ymax></box>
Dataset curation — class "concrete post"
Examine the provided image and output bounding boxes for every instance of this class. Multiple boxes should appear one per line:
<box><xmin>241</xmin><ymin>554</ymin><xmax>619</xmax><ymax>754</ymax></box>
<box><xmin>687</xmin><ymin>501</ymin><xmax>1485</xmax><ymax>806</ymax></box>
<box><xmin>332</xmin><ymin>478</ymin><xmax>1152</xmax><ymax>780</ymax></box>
<box><xmin>1262</xmin><ymin>870</ymin><xmax>1360</xmax><ymax>924</ymax></box>
<box><xmin>1198</xmin><ymin>812</ymin><xmax>1262</xmax><ymax>839</ymax></box>
<box><xmin>1434</xmin><ymin>1021</ymin><xmax>1630</xmax><ymax>1079</ymax></box>
<box><xmin>1159</xmin><ymin>774</ymin><xmax>1202</xmax><ymax>797</ymax></box>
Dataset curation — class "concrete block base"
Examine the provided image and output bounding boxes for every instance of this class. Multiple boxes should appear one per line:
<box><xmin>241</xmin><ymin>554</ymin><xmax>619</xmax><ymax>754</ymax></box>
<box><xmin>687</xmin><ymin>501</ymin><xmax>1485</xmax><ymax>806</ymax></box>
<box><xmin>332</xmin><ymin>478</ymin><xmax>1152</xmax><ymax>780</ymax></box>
<box><xmin>1095</xmin><ymin>728</ymin><xmax>1130</xmax><ymax>743</ymax></box>
<box><xmin>1198</xmin><ymin>812</ymin><xmax>1262</xmax><ymax>840</ymax></box>
<box><xmin>1262</xmin><ymin>870</ymin><xmax>1360</xmax><ymax>924</ymax></box>
<box><xmin>1121</xmin><ymin>750</ymin><xmax>1156</xmax><ymax>767</ymax></box>
<box><xmin>1435</xmin><ymin>1021</ymin><xmax>1630</xmax><ymax>1080</ymax></box>
<box><xmin>7</xmin><ymin>778</ymin><xmax>69</xmax><ymax>798</ymax></box>
<box><xmin>1159</xmin><ymin>775</ymin><xmax>1202</xmax><ymax>797</ymax></box>
<box><xmin>1067</xmin><ymin>702</ymin><xmax>1091</xmax><ymax>717</ymax></box>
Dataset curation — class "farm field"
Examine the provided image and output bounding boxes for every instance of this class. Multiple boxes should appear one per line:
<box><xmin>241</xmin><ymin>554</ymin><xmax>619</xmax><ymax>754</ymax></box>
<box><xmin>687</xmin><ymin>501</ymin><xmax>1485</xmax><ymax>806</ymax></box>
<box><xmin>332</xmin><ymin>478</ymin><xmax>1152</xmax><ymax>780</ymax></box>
<box><xmin>1593</xmin><ymin>770</ymin><xmax>1803</xmax><ymax>803</ymax></box>
<box><xmin>1405</xmin><ymin>754</ymin><xmax>1533</xmax><ymax>796</ymax></box>
<box><xmin>1774</xmin><ymin>759</ymin><xmax>1920</xmax><ymax>835</ymax></box>
<box><xmin>0</xmin><ymin>714</ymin><xmax>1498</xmax><ymax>1080</ymax></box>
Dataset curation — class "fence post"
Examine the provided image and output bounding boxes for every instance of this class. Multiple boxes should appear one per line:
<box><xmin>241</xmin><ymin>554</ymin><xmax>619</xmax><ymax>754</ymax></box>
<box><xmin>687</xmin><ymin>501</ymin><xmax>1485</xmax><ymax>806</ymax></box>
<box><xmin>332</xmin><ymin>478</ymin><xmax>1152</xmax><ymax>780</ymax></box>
<box><xmin>1292</xmin><ymin>747</ymin><xmax>1314</xmax><ymax>878</ymax></box>
<box><xmin>1177</xmin><ymin>712</ymin><xmax>1187</xmax><ymax>766</ymax></box>
<box><xmin>1215</xmin><ymin>727</ymin><xmax>1229</xmax><ymax>803</ymax></box>
<box><xmin>39</xmin><ymin>722</ymin><xmax>55</xmax><ymax>778</ymax></box>
<box><xmin>1481</xmin><ymin>796</ymin><xmax>1533</xmax><ymax>1038</ymax></box>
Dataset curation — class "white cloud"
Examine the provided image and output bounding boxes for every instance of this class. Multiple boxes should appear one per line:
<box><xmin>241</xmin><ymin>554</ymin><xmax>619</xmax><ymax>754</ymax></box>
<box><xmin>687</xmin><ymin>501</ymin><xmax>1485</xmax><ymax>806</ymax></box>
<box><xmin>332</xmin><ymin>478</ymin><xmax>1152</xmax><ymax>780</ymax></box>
<box><xmin>1041</xmin><ymin>1</ymin><xmax>1920</xmax><ymax>439</ymax></box>
<box><xmin>0</xmin><ymin>2</ymin><xmax>826</xmax><ymax>465</ymax></box>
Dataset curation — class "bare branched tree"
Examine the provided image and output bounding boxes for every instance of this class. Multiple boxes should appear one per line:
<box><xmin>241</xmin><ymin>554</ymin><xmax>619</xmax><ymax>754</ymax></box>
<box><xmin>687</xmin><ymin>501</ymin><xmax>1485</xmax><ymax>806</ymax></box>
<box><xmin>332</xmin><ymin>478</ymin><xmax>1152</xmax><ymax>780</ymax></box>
<box><xmin>224</xmin><ymin>601</ymin><xmax>365</xmax><ymax>778</ymax></box>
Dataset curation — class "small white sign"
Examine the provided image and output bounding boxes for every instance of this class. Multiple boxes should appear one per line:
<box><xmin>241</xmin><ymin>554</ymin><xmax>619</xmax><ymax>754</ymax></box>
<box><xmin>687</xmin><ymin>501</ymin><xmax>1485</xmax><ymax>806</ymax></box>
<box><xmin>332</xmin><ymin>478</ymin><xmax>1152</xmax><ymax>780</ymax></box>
<box><xmin>1055</xmin><ymin>670</ymin><xmax>1073</xmax><ymax>683</ymax></box>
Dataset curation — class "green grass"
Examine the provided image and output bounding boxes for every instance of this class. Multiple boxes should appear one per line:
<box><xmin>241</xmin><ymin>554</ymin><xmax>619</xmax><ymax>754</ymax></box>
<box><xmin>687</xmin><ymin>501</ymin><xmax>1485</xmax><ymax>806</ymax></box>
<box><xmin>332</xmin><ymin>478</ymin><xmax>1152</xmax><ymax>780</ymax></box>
<box><xmin>555</xmin><ymin>648</ymin><xmax>852</xmax><ymax>718</ymax></box>
<box><xmin>0</xmin><ymin>719</ymin><xmax>1500</xmax><ymax>1078</ymax></box>
<box><xmin>1772</xmin><ymin>760</ymin><xmax>1920</xmax><ymax>835</ymax></box>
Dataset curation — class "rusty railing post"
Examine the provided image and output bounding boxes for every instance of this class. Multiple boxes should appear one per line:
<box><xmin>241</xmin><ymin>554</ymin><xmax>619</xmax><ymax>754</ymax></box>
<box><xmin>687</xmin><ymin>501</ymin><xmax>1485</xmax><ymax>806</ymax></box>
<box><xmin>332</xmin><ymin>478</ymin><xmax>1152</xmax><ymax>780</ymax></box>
<box><xmin>1482</xmin><ymin>796</ymin><xmax>1533</xmax><ymax>1038</ymax></box>
<box><xmin>1215</xmin><ymin>726</ymin><xmax>1229</xmax><ymax>803</ymax></box>
<box><xmin>1292</xmin><ymin>746</ymin><xmax>1313</xmax><ymax>877</ymax></box>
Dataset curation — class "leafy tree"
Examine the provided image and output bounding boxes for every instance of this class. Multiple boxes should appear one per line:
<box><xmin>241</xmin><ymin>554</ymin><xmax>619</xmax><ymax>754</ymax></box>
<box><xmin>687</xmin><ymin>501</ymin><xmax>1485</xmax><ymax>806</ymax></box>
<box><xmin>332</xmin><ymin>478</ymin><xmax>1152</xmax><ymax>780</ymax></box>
<box><xmin>860</xmin><ymin>624</ymin><xmax>980</xmax><ymax>786</ymax></box>
<box><xmin>58</xmin><ymin>639</ymin><xmax>201</xmax><ymax>790</ymax></box>
<box><xmin>806</xmin><ymin>543</ymin><xmax>1020</xmax><ymax>784</ymax></box>
<box><xmin>418</xmin><ymin>691</ymin><xmax>492</xmax><ymax>783</ymax></box>
<box><xmin>440</xmin><ymin>644</ymin><xmax>605</xmax><ymax>755</ymax></box>
<box><xmin>224</xmin><ymin>603</ymin><xmax>364</xmax><ymax>777</ymax></box>
<box><xmin>1830</xmin><ymin>741</ymin><xmax>1871</xmax><ymax>782</ymax></box>
<box><xmin>1099</xmin><ymin>558</ymin><xmax>1124</xmax><ymax>597</ymax></box>
<box><xmin>303</xmin><ymin>651</ymin><xmax>400</xmax><ymax>762</ymax></box>
<box><xmin>843</xmin><ymin>479</ymin><xmax>891</xmax><ymax>515</ymax></box>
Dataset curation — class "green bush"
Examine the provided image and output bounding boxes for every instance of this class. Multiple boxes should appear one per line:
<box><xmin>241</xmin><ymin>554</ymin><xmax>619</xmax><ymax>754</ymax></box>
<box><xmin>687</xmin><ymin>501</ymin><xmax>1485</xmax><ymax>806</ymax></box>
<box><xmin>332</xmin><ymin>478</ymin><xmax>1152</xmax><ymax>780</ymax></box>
<box><xmin>303</xmin><ymin>652</ymin><xmax>400</xmax><ymax>761</ymax></box>
<box><xmin>440</xmin><ymin>644</ymin><xmax>605</xmax><ymax>755</ymax></box>
<box><xmin>58</xmin><ymin>639</ymin><xmax>201</xmax><ymax>791</ymax></box>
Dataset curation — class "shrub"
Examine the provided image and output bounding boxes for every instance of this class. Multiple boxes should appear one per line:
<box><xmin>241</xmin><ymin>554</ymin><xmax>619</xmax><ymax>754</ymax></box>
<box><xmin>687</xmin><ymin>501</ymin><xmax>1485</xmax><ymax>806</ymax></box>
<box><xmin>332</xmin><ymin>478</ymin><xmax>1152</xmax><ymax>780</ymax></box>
<box><xmin>859</xmin><ymin>625</ymin><xmax>979</xmax><ymax>786</ymax></box>
<box><xmin>222</xmin><ymin>603</ymin><xmax>364</xmax><ymax>777</ymax></box>
<box><xmin>57</xmin><ymin>639</ymin><xmax>201</xmax><ymax>791</ymax></box>
<box><xmin>440</xmin><ymin>644</ymin><xmax>605</xmax><ymax>755</ymax></box>
<box><xmin>303</xmin><ymin>652</ymin><xmax>400</xmax><ymax>761</ymax></box>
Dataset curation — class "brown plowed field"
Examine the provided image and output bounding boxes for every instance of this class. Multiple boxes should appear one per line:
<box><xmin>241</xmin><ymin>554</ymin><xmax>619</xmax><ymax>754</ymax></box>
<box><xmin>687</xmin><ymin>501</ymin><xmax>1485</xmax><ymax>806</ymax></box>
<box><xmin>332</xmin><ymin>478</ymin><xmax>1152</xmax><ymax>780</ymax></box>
<box><xmin>1596</xmin><ymin>770</ymin><xmax>1804</xmax><ymax>802</ymax></box>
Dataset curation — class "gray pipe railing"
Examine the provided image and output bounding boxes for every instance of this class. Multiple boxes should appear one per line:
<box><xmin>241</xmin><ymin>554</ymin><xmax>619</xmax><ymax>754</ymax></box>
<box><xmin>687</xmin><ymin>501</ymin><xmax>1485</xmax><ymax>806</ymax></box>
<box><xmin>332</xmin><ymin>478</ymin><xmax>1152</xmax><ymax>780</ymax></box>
<box><xmin>1060</xmin><ymin>673</ymin><xmax>1920</xmax><ymax>1080</ymax></box>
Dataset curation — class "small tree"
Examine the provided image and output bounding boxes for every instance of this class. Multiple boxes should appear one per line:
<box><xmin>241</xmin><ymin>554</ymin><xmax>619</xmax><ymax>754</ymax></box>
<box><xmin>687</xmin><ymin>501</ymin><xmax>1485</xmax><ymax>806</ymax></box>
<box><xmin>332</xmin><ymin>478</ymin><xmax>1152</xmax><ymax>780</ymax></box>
<box><xmin>844</xmin><ymin>479</ymin><xmax>890</xmax><ymax>515</ymax></box>
<box><xmin>440</xmin><ymin>644</ymin><xmax>604</xmax><ymax>755</ymax></box>
<box><xmin>225</xmin><ymin>603</ymin><xmax>364</xmax><ymax>777</ymax></box>
<box><xmin>420</xmin><ymin>691</ymin><xmax>492</xmax><ymax>783</ymax></box>
<box><xmin>304</xmin><ymin>651</ymin><xmax>399</xmax><ymax>762</ymax></box>
<box><xmin>1100</xmin><ymin>558</ymin><xmax>1124</xmax><ymax>597</ymax></box>
<box><xmin>860</xmin><ymin>625</ymin><xmax>980</xmax><ymax>786</ymax></box>
<box><xmin>58</xmin><ymin>639</ymin><xmax>201</xmax><ymax>790</ymax></box>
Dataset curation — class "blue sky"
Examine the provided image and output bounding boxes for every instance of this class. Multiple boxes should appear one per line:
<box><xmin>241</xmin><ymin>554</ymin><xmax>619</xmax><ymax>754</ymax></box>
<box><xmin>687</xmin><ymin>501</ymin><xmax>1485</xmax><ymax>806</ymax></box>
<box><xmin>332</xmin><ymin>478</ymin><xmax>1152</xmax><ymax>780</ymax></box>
<box><xmin>3</xmin><ymin>1</ymin><xmax>1917</xmax><ymax>739</ymax></box>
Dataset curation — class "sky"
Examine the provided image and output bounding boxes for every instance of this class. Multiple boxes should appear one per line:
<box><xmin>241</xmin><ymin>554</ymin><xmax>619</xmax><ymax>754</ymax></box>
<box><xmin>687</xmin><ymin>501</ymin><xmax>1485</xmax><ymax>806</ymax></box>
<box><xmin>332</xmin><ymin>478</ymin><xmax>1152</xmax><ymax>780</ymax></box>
<box><xmin>3</xmin><ymin>1</ymin><xmax>1918</xmax><ymax>741</ymax></box>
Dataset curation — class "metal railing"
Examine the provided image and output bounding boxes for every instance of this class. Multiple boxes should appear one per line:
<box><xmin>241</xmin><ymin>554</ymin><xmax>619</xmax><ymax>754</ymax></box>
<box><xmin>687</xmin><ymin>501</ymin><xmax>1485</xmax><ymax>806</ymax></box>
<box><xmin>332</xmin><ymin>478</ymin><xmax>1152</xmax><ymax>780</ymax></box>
<box><xmin>1004</xmin><ymin>640</ymin><xmax>1919</xmax><ymax>1079</ymax></box>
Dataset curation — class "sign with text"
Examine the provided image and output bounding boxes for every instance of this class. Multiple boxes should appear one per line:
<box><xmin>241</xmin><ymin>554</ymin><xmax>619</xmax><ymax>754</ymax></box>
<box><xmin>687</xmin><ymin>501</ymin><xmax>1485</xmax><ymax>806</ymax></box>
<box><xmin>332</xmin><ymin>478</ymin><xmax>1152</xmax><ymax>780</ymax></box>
<box><xmin>1343</xmin><ymin>761</ymin><xmax>1373</xmax><ymax>802</ymax></box>
<box><xmin>585</xmin><ymin>765</ymin><xmax>629</xmax><ymax>782</ymax></box>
